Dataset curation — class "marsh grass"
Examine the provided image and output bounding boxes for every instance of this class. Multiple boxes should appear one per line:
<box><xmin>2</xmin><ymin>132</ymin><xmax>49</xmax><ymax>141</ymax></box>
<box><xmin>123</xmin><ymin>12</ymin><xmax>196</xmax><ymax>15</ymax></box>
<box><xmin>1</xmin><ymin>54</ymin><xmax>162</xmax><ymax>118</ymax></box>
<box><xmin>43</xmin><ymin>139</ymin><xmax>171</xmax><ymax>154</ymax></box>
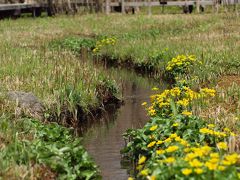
<box><xmin>193</xmin><ymin>83</ymin><xmax>240</xmax><ymax>131</ymax></box>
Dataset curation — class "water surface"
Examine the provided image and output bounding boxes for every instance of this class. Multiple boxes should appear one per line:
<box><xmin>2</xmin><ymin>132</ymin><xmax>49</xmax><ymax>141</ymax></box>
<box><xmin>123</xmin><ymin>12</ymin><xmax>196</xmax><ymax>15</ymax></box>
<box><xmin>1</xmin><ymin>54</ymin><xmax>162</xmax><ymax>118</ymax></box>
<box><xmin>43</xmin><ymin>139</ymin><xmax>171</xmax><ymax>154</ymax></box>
<box><xmin>83</xmin><ymin>61</ymin><xmax>167</xmax><ymax>180</ymax></box>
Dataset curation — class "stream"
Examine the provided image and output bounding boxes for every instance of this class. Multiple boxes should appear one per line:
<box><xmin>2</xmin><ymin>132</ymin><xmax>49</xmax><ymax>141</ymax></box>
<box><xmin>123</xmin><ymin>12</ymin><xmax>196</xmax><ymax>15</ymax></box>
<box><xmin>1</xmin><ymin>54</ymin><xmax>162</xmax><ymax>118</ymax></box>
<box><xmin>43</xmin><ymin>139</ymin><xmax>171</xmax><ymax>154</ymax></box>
<box><xmin>82</xmin><ymin>57</ymin><xmax>167</xmax><ymax>180</ymax></box>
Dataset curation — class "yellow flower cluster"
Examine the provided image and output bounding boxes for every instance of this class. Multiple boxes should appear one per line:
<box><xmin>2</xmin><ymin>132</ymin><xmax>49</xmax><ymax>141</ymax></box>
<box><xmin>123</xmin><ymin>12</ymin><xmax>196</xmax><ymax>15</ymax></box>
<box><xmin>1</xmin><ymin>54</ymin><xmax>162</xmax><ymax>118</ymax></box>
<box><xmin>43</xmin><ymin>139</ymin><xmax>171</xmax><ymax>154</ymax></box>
<box><xmin>162</xmin><ymin>157</ymin><xmax>175</xmax><ymax>164</ymax></box>
<box><xmin>150</xmin><ymin>125</ymin><xmax>158</xmax><ymax>131</ymax></box>
<box><xmin>181</xmin><ymin>111</ymin><xmax>192</xmax><ymax>116</ymax></box>
<box><xmin>199</xmin><ymin>126</ymin><xmax>235</xmax><ymax>138</ymax></box>
<box><xmin>151</xmin><ymin>134</ymin><xmax>189</xmax><ymax>155</ymax></box>
<box><xmin>166</xmin><ymin>145</ymin><xmax>179</xmax><ymax>153</ymax></box>
<box><xmin>140</xmin><ymin>122</ymin><xmax>239</xmax><ymax>178</ymax></box>
<box><xmin>182</xmin><ymin>168</ymin><xmax>192</xmax><ymax>176</ymax></box>
<box><xmin>146</xmin><ymin>86</ymin><xmax>215</xmax><ymax>117</ymax></box>
<box><xmin>138</xmin><ymin>156</ymin><xmax>147</xmax><ymax>165</ymax></box>
<box><xmin>217</xmin><ymin>142</ymin><xmax>228</xmax><ymax>150</ymax></box>
<box><xmin>142</xmin><ymin>131</ymin><xmax>239</xmax><ymax>177</ymax></box>
<box><xmin>144</xmin><ymin>132</ymin><xmax>238</xmax><ymax>176</ymax></box>
<box><xmin>147</xmin><ymin>141</ymin><xmax>156</xmax><ymax>148</ymax></box>
<box><xmin>200</xmin><ymin>88</ymin><xmax>216</xmax><ymax>97</ymax></box>
<box><xmin>133</xmin><ymin>54</ymin><xmax>238</xmax><ymax>178</ymax></box>
<box><xmin>92</xmin><ymin>37</ymin><xmax>116</xmax><ymax>53</ymax></box>
<box><xmin>148</xmin><ymin>106</ymin><xmax>156</xmax><ymax>116</ymax></box>
<box><xmin>182</xmin><ymin>145</ymin><xmax>239</xmax><ymax>174</ymax></box>
<box><xmin>166</xmin><ymin>55</ymin><xmax>196</xmax><ymax>72</ymax></box>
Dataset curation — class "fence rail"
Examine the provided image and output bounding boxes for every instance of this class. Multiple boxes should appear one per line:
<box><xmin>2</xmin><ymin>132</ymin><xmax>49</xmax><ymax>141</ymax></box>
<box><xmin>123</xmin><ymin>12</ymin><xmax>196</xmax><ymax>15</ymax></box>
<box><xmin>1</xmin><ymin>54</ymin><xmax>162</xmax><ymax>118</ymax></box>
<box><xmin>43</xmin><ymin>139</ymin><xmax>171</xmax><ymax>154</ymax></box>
<box><xmin>0</xmin><ymin>0</ymin><xmax>239</xmax><ymax>16</ymax></box>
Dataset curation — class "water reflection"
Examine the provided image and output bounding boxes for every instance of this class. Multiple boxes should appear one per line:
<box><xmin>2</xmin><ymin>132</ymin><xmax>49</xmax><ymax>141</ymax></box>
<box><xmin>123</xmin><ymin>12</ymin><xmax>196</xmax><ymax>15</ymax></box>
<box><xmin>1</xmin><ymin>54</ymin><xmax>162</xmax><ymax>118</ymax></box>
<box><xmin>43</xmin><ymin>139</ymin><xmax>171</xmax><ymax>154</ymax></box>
<box><xmin>82</xmin><ymin>64</ymin><xmax>167</xmax><ymax>179</ymax></box>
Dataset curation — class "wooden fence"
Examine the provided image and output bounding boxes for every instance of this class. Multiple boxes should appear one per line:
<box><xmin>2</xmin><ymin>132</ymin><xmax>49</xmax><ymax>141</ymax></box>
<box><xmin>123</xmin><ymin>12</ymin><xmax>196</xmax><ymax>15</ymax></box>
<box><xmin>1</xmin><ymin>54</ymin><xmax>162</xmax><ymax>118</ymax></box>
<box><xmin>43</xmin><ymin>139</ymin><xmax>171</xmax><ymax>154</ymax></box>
<box><xmin>0</xmin><ymin>0</ymin><xmax>239</xmax><ymax>16</ymax></box>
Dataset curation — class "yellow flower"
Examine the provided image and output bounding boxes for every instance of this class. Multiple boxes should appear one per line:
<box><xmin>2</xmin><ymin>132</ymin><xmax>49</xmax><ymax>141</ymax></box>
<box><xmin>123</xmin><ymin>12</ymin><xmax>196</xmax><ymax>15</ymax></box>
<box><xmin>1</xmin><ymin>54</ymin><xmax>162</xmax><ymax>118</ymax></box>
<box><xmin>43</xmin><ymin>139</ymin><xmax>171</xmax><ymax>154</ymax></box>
<box><xmin>136</xmin><ymin>165</ymin><xmax>143</xmax><ymax>170</ymax></box>
<box><xmin>170</xmin><ymin>133</ymin><xmax>178</xmax><ymax>139</ymax></box>
<box><xmin>217</xmin><ymin>142</ymin><xmax>228</xmax><ymax>150</ymax></box>
<box><xmin>199</xmin><ymin>128</ymin><xmax>213</xmax><ymax>135</ymax></box>
<box><xmin>210</xmin><ymin>153</ymin><xmax>219</xmax><ymax>159</ymax></box>
<box><xmin>194</xmin><ymin>168</ymin><xmax>203</xmax><ymax>174</ymax></box>
<box><xmin>184</xmin><ymin>153</ymin><xmax>197</xmax><ymax>161</ymax></box>
<box><xmin>150</xmin><ymin>176</ymin><xmax>156</xmax><ymax>180</ymax></box>
<box><xmin>188</xmin><ymin>55</ymin><xmax>196</xmax><ymax>61</ymax></box>
<box><xmin>138</xmin><ymin>156</ymin><xmax>146</xmax><ymax>165</ymax></box>
<box><xmin>163</xmin><ymin>157</ymin><xmax>175</xmax><ymax>163</ymax></box>
<box><xmin>218</xmin><ymin>165</ymin><xmax>226</xmax><ymax>171</ymax></box>
<box><xmin>214</xmin><ymin>131</ymin><xmax>227</xmax><ymax>138</ymax></box>
<box><xmin>209</xmin><ymin>158</ymin><xmax>219</xmax><ymax>164</ymax></box>
<box><xmin>184</xmin><ymin>148</ymin><xmax>191</xmax><ymax>153</ymax></box>
<box><xmin>175</xmin><ymin>136</ymin><xmax>181</xmax><ymax>142</ymax></box>
<box><xmin>147</xmin><ymin>141</ymin><xmax>156</xmax><ymax>148</ymax></box>
<box><xmin>205</xmin><ymin>162</ymin><xmax>217</xmax><ymax>170</ymax></box>
<box><xmin>181</xmin><ymin>111</ymin><xmax>192</xmax><ymax>116</ymax></box>
<box><xmin>149</xmin><ymin>135</ymin><xmax>155</xmax><ymax>140</ymax></box>
<box><xmin>201</xmin><ymin>145</ymin><xmax>212</xmax><ymax>153</ymax></box>
<box><xmin>224</xmin><ymin>153</ymin><xmax>239</xmax><ymax>165</ymax></box>
<box><xmin>180</xmin><ymin>139</ymin><xmax>188</xmax><ymax>146</ymax></box>
<box><xmin>222</xmin><ymin>160</ymin><xmax>231</xmax><ymax>166</ymax></box>
<box><xmin>141</xmin><ymin>102</ymin><xmax>147</xmax><ymax>106</ymax></box>
<box><xmin>128</xmin><ymin>177</ymin><xmax>134</xmax><ymax>180</ymax></box>
<box><xmin>159</xmin><ymin>102</ymin><xmax>170</xmax><ymax>108</ymax></box>
<box><xmin>172</xmin><ymin>123</ymin><xmax>179</xmax><ymax>127</ymax></box>
<box><xmin>140</xmin><ymin>169</ymin><xmax>148</xmax><ymax>176</ymax></box>
<box><xmin>177</xmin><ymin>99</ymin><xmax>189</xmax><ymax>107</ymax></box>
<box><xmin>200</xmin><ymin>88</ymin><xmax>216</xmax><ymax>97</ymax></box>
<box><xmin>152</xmin><ymin>87</ymin><xmax>159</xmax><ymax>91</ymax></box>
<box><xmin>207</xmin><ymin>124</ymin><xmax>215</xmax><ymax>128</ymax></box>
<box><xmin>189</xmin><ymin>159</ymin><xmax>203</xmax><ymax>167</ymax></box>
<box><xmin>166</xmin><ymin>145</ymin><xmax>179</xmax><ymax>153</ymax></box>
<box><xmin>156</xmin><ymin>140</ymin><xmax>164</xmax><ymax>145</ymax></box>
<box><xmin>224</xmin><ymin>128</ymin><xmax>230</xmax><ymax>132</ymax></box>
<box><xmin>182</xmin><ymin>168</ymin><xmax>192</xmax><ymax>176</ymax></box>
<box><xmin>148</xmin><ymin>108</ymin><xmax>156</xmax><ymax>116</ymax></box>
<box><xmin>150</xmin><ymin>125</ymin><xmax>158</xmax><ymax>131</ymax></box>
<box><xmin>164</xmin><ymin>138</ymin><xmax>171</xmax><ymax>143</ymax></box>
<box><xmin>170</xmin><ymin>87</ymin><xmax>181</xmax><ymax>96</ymax></box>
<box><xmin>156</xmin><ymin>149</ymin><xmax>165</xmax><ymax>155</ymax></box>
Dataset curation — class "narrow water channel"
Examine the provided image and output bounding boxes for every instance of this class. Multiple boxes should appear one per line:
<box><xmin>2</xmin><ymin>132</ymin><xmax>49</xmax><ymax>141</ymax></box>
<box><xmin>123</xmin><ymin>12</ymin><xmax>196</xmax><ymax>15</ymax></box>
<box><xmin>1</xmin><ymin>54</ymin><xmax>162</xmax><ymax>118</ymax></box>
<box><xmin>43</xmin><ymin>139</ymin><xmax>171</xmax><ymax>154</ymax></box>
<box><xmin>83</xmin><ymin>63</ymin><xmax>167</xmax><ymax>180</ymax></box>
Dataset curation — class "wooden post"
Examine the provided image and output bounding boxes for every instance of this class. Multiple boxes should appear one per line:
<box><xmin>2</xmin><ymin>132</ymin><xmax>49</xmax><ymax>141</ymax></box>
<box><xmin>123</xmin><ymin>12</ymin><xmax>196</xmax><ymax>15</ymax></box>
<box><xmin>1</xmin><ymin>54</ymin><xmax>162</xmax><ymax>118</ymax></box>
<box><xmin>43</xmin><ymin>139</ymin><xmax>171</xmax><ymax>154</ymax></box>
<box><xmin>196</xmin><ymin>0</ymin><xmax>200</xmax><ymax>13</ymax></box>
<box><xmin>86</xmin><ymin>0</ymin><xmax>89</xmax><ymax>11</ymax></box>
<box><xmin>235</xmin><ymin>0</ymin><xmax>239</xmax><ymax>16</ymax></box>
<box><xmin>47</xmin><ymin>0</ymin><xmax>55</xmax><ymax>16</ymax></box>
<box><xmin>32</xmin><ymin>8</ymin><xmax>36</xmax><ymax>17</ymax></box>
<box><xmin>148</xmin><ymin>0</ymin><xmax>152</xmax><ymax>15</ymax></box>
<box><xmin>106</xmin><ymin>0</ymin><xmax>110</xmax><ymax>14</ymax></box>
<box><xmin>67</xmin><ymin>0</ymin><xmax>72</xmax><ymax>14</ymax></box>
<box><xmin>121</xmin><ymin>0</ymin><xmax>125</xmax><ymax>14</ymax></box>
<box><xmin>212</xmin><ymin>0</ymin><xmax>219</xmax><ymax>13</ymax></box>
<box><xmin>212</xmin><ymin>0</ymin><xmax>216</xmax><ymax>13</ymax></box>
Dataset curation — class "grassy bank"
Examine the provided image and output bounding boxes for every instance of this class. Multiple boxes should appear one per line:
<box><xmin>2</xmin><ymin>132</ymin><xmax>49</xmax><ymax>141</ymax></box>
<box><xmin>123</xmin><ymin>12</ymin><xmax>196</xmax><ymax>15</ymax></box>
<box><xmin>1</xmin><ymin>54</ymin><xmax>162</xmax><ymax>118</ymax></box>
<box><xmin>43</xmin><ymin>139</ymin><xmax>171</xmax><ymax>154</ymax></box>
<box><xmin>0</xmin><ymin>16</ymin><xmax>120</xmax><ymax>179</ymax></box>
<box><xmin>0</xmin><ymin>117</ymin><xmax>100</xmax><ymax>179</ymax></box>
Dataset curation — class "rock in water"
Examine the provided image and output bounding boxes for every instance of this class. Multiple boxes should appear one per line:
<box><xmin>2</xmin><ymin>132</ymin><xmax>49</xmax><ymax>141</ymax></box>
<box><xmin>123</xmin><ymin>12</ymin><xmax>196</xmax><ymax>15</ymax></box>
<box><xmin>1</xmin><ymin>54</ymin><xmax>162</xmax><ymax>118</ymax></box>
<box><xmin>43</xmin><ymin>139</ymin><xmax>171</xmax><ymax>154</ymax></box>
<box><xmin>7</xmin><ymin>91</ymin><xmax>45</xmax><ymax>120</ymax></box>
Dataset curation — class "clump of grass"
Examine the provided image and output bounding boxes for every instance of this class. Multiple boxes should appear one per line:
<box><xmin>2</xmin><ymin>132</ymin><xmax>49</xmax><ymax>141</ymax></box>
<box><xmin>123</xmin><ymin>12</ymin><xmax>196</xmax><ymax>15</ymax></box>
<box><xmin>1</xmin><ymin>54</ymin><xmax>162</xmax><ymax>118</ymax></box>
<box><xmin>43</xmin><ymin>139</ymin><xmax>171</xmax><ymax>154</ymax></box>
<box><xmin>50</xmin><ymin>37</ymin><xmax>96</xmax><ymax>53</ymax></box>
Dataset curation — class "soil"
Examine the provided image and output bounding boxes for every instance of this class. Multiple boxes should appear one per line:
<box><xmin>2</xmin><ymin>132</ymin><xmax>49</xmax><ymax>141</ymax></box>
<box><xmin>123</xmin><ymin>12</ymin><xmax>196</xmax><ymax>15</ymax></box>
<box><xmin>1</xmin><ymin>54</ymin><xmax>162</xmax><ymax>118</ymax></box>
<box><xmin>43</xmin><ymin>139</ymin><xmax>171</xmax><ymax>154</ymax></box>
<box><xmin>217</xmin><ymin>75</ymin><xmax>240</xmax><ymax>88</ymax></box>
<box><xmin>33</xmin><ymin>164</ymin><xmax>57</xmax><ymax>180</ymax></box>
